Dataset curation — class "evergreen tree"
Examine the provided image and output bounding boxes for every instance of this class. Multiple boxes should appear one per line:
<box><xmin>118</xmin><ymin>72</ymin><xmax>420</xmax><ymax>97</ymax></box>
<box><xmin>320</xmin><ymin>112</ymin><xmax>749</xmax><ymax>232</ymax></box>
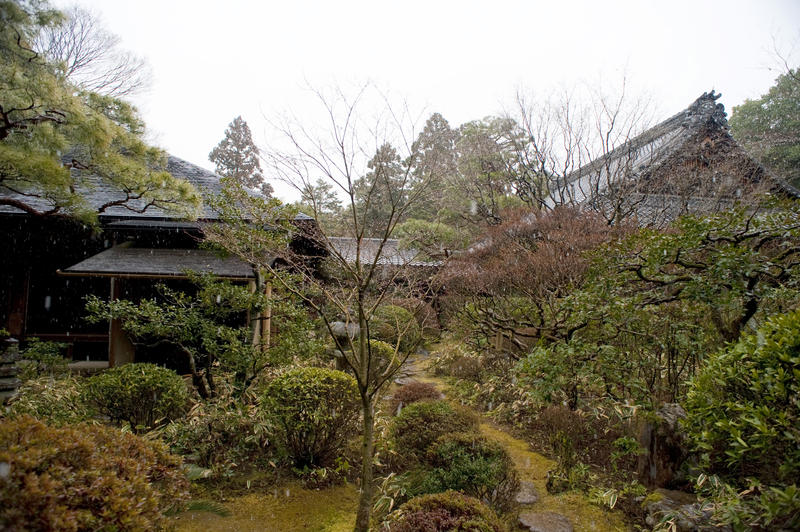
<box><xmin>731</xmin><ymin>67</ymin><xmax>800</xmax><ymax>188</ymax></box>
<box><xmin>209</xmin><ymin>116</ymin><xmax>273</xmax><ymax>196</ymax></box>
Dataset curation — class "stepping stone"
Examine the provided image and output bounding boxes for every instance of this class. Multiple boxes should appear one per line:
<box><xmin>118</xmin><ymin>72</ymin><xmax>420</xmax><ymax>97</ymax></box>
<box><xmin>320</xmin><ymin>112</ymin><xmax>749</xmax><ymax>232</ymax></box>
<box><xmin>518</xmin><ymin>511</ymin><xmax>573</xmax><ymax>532</ymax></box>
<box><xmin>515</xmin><ymin>481</ymin><xmax>539</xmax><ymax>504</ymax></box>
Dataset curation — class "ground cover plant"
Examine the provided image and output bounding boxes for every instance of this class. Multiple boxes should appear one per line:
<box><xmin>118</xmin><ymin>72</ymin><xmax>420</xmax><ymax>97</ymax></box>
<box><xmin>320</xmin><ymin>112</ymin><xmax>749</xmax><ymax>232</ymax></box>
<box><xmin>160</xmin><ymin>395</ymin><xmax>272</xmax><ymax>478</ymax></box>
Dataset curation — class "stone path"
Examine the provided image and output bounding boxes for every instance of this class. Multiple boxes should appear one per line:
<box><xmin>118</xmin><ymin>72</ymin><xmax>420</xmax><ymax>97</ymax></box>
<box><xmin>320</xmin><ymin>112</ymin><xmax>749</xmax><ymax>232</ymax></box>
<box><xmin>399</xmin><ymin>350</ymin><xmax>630</xmax><ymax>532</ymax></box>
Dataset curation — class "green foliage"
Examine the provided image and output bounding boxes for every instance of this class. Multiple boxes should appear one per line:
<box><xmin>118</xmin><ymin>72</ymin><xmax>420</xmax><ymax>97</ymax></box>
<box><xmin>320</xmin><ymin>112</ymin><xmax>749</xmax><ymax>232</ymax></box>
<box><xmin>354</xmin><ymin>143</ymin><xmax>408</xmax><ymax>236</ymax></box>
<box><xmin>82</xmin><ymin>363</ymin><xmax>189</xmax><ymax>432</ymax></box>
<box><xmin>684</xmin><ymin>309</ymin><xmax>800</xmax><ymax>484</ymax></box>
<box><xmin>687</xmin><ymin>475</ymin><xmax>800</xmax><ymax>531</ymax></box>
<box><xmin>682</xmin><ymin>310</ymin><xmax>800</xmax><ymax>530</ymax></box>
<box><xmin>396</xmin><ymin>218</ymin><xmax>468</xmax><ymax>260</ymax></box>
<box><xmin>159</xmin><ymin>396</ymin><xmax>271</xmax><ymax>477</ymax></box>
<box><xmin>390</xmin><ymin>400</ymin><xmax>478</xmax><ymax>464</ymax></box>
<box><xmin>85</xmin><ymin>273</ymin><xmax>294</xmax><ymax>398</ymax></box>
<box><xmin>16</xmin><ymin>338</ymin><xmax>69</xmax><ymax>381</ymax></box>
<box><xmin>0</xmin><ymin>1</ymin><xmax>200</xmax><ymax>221</ymax></box>
<box><xmin>262</xmin><ymin>367</ymin><xmax>360</xmax><ymax>468</ymax></box>
<box><xmin>731</xmin><ymin>68</ymin><xmax>800</xmax><ymax>187</ymax></box>
<box><xmin>389</xmin><ymin>381</ymin><xmax>442</xmax><ymax>415</ymax></box>
<box><xmin>0</xmin><ymin>415</ymin><xmax>189</xmax><ymax>531</ymax></box>
<box><xmin>5</xmin><ymin>375</ymin><xmax>94</xmax><ymax>426</ymax></box>
<box><xmin>372</xmin><ymin>305</ymin><xmax>422</xmax><ymax>353</ymax></box>
<box><xmin>384</xmin><ymin>491</ymin><xmax>506</xmax><ymax>532</ymax></box>
<box><xmin>366</xmin><ymin>339</ymin><xmax>402</xmax><ymax>382</ymax></box>
<box><xmin>414</xmin><ymin>433</ymin><xmax>519</xmax><ymax>512</ymax></box>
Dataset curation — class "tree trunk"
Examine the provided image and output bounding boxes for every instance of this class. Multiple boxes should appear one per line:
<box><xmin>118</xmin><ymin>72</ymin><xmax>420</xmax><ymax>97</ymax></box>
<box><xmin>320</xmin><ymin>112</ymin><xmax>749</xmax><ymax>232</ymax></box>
<box><xmin>354</xmin><ymin>396</ymin><xmax>375</xmax><ymax>532</ymax></box>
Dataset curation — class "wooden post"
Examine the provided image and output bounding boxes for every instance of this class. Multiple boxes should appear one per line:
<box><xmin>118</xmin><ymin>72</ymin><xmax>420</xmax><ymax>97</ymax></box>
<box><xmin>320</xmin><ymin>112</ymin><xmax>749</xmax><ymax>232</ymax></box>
<box><xmin>108</xmin><ymin>277</ymin><xmax>135</xmax><ymax>366</ymax></box>
<box><xmin>248</xmin><ymin>279</ymin><xmax>260</xmax><ymax>347</ymax></box>
<box><xmin>262</xmin><ymin>281</ymin><xmax>272</xmax><ymax>352</ymax></box>
<box><xmin>6</xmin><ymin>269</ymin><xmax>30</xmax><ymax>337</ymax></box>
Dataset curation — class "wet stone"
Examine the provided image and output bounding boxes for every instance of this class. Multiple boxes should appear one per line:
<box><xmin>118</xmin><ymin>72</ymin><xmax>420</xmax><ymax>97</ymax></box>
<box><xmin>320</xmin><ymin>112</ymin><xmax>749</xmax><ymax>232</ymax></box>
<box><xmin>515</xmin><ymin>481</ymin><xmax>539</xmax><ymax>504</ymax></box>
<box><xmin>518</xmin><ymin>511</ymin><xmax>573</xmax><ymax>532</ymax></box>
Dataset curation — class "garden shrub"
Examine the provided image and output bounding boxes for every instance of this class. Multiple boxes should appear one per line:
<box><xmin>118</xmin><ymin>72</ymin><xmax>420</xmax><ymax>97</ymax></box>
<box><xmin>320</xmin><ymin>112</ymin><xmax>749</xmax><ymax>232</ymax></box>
<box><xmin>384</xmin><ymin>491</ymin><xmax>506</xmax><ymax>532</ymax></box>
<box><xmin>160</xmin><ymin>396</ymin><xmax>271</xmax><ymax>477</ymax></box>
<box><xmin>373</xmin><ymin>305</ymin><xmax>422</xmax><ymax>353</ymax></box>
<box><xmin>432</xmin><ymin>344</ymin><xmax>482</xmax><ymax>381</ymax></box>
<box><xmin>16</xmin><ymin>339</ymin><xmax>70</xmax><ymax>382</ymax></box>
<box><xmin>684</xmin><ymin>309</ymin><xmax>800</xmax><ymax>483</ymax></box>
<box><xmin>415</xmin><ymin>433</ymin><xmax>519</xmax><ymax>512</ymax></box>
<box><xmin>5</xmin><ymin>375</ymin><xmax>94</xmax><ymax>426</ymax></box>
<box><xmin>82</xmin><ymin>362</ymin><xmax>189</xmax><ymax>432</ymax></box>
<box><xmin>683</xmin><ymin>309</ymin><xmax>800</xmax><ymax>528</ymax></box>
<box><xmin>389</xmin><ymin>381</ymin><xmax>442</xmax><ymax>415</ymax></box>
<box><xmin>391</xmin><ymin>400</ymin><xmax>478</xmax><ymax>464</ymax></box>
<box><xmin>368</xmin><ymin>339</ymin><xmax>402</xmax><ymax>382</ymax></box>
<box><xmin>0</xmin><ymin>415</ymin><xmax>189</xmax><ymax>531</ymax></box>
<box><xmin>390</xmin><ymin>297</ymin><xmax>441</xmax><ymax>339</ymax></box>
<box><xmin>262</xmin><ymin>366</ymin><xmax>360</xmax><ymax>468</ymax></box>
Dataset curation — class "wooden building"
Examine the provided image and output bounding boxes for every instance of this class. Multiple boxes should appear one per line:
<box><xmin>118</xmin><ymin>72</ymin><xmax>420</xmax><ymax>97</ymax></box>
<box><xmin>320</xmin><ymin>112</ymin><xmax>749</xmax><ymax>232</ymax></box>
<box><xmin>0</xmin><ymin>156</ymin><xmax>260</xmax><ymax>367</ymax></box>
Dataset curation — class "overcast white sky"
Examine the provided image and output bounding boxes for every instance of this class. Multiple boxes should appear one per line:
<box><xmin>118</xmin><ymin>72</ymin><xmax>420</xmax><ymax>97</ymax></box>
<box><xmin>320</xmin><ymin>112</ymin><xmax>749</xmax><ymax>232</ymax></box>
<box><xmin>55</xmin><ymin>0</ymin><xmax>800</xmax><ymax>201</ymax></box>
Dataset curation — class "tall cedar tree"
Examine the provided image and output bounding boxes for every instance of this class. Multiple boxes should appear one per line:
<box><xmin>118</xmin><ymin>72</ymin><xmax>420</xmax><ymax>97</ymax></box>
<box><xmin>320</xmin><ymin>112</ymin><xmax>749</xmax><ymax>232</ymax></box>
<box><xmin>209</xmin><ymin>116</ymin><xmax>273</xmax><ymax>196</ymax></box>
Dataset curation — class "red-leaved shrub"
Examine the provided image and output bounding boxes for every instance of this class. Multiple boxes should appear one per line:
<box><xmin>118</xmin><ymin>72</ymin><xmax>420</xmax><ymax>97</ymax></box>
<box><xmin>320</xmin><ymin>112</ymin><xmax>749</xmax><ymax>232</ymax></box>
<box><xmin>0</xmin><ymin>416</ymin><xmax>189</xmax><ymax>531</ymax></box>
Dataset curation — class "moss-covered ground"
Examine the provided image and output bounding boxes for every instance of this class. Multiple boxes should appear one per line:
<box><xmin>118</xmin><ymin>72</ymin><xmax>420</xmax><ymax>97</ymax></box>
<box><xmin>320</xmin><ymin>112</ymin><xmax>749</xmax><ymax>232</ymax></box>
<box><xmin>416</xmin><ymin>358</ymin><xmax>630</xmax><ymax>531</ymax></box>
<box><xmin>171</xmin><ymin>481</ymin><xmax>358</xmax><ymax>532</ymax></box>
<box><xmin>171</xmin><ymin>348</ymin><xmax>629</xmax><ymax>531</ymax></box>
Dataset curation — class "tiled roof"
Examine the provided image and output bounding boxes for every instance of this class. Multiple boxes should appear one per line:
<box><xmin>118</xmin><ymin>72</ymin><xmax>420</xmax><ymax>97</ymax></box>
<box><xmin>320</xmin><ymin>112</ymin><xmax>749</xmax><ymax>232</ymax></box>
<box><xmin>326</xmin><ymin>237</ymin><xmax>440</xmax><ymax>267</ymax></box>
<box><xmin>0</xmin><ymin>155</ymin><xmax>224</xmax><ymax>219</ymax></box>
<box><xmin>61</xmin><ymin>246</ymin><xmax>256</xmax><ymax>279</ymax></box>
<box><xmin>560</xmin><ymin>91</ymin><xmax>800</xmax><ymax>210</ymax></box>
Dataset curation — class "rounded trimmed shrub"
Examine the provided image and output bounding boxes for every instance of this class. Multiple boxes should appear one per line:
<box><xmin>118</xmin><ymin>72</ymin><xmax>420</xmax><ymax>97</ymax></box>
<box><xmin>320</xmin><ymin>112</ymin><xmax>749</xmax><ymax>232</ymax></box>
<box><xmin>262</xmin><ymin>366</ymin><xmax>360</xmax><ymax>467</ymax></box>
<box><xmin>385</xmin><ymin>491</ymin><xmax>506</xmax><ymax>532</ymax></box>
<box><xmin>415</xmin><ymin>433</ymin><xmax>519</xmax><ymax>512</ymax></box>
<box><xmin>373</xmin><ymin>305</ymin><xmax>422</xmax><ymax>353</ymax></box>
<box><xmin>82</xmin><ymin>363</ymin><xmax>189</xmax><ymax>432</ymax></box>
<box><xmin>0</xmin><ymin>415</ymin><xmax>189</xmax><ymax>531</ymax></box>
<box><xmin>391</xmin><ymin>400</ymin><xmax>478</xmax><ymax>463</ymax></box>
<box><xmin>390</xmin><ymin>381</ymin><xmax>442</xmax><ymax>415</ymax></box>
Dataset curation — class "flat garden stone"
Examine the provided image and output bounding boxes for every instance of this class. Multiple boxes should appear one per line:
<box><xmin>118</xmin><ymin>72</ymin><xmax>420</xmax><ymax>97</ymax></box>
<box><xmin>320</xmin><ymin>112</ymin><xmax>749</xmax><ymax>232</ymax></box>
<box><xmin>515</xmin><ymin>480</ymin><xmax>539</xmax><ymax>504</ymax></box>
<box><xmin>518</xmin><ymin>511</ymin><xmax>573</xmax><ymax>532</ymax></box>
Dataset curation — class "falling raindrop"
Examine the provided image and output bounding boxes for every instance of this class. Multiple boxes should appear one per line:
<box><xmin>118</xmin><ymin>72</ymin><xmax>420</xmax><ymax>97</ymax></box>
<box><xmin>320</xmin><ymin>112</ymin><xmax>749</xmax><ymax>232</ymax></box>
<box><xmin>215</xmin><ymin>294</ymin><xmax>221</xmax><ymax>304</ymax></box>
<box><xmin>284</xmin><ymin>488</ymin><xmax>290</xmax><ymax>497</ymax></box>
<box><xmin>0</xmin><ymin>462</ymin><xmax>9</xmax><ymax>478</ymax></box>
<box><xmin>44</xmin><ymin>296</ymin><xmax>51</xmax><ymax>311</ymax></box>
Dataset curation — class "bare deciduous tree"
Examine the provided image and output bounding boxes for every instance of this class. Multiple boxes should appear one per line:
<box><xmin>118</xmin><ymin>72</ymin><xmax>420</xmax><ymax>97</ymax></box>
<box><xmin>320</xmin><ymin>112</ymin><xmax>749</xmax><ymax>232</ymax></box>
<box><xmin>34</xmin><ymin>5</ymin><xmax>151</xmax><ymax>98</ymax></box>
<box><xmin>206</xmin><ymin>84</ymin><xmax>435</xmax><ymax>532</ymax></box>
<box><xmin>508</xmin><ymin>80</ymin><xmax>656</xmax><ymax>224</ymax></box>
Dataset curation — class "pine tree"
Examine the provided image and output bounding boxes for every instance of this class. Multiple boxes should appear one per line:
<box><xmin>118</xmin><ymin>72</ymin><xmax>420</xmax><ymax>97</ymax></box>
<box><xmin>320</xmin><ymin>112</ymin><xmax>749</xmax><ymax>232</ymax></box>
<box><xmin>209</xmin><ymin>116</ymin><xmax>273</xmax><ymax>196</ymax></box>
